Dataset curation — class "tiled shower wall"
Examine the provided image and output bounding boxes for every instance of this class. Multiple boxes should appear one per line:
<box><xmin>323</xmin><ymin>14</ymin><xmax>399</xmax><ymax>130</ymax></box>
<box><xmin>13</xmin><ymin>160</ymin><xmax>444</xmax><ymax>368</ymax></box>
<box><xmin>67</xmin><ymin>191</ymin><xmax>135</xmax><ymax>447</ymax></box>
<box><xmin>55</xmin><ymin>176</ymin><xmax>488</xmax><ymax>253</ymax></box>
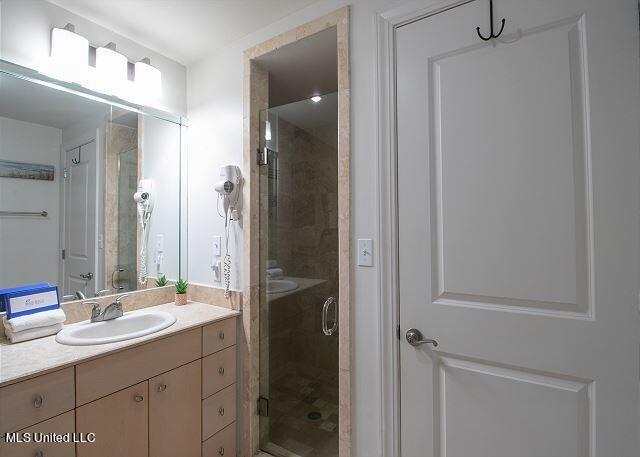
<box><xmin>269</xmin><ymin>115</ymin><xmax>339</xmax><ymax>386</ymax></box>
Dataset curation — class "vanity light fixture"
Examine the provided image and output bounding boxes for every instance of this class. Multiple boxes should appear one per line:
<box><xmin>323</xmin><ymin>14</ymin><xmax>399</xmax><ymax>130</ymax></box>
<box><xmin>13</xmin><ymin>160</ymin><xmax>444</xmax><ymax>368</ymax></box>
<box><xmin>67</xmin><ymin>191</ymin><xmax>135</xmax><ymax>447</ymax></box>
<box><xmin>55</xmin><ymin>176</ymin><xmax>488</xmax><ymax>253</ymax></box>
<box><xmin>95</xmin><ymin>42</ymin><xmax>128</xmax><ymax>95</ymax></box>
<box><xmin>310</xmin><ymin>95</ymin><xmax>323</xmax><ymax>103</ymax></box>
<box><xmin>134</xmin><ymin>58</ymin><xmax>162</xmax><ymax>102</ymax></box>
<box><xmin>50</xmin><ymin>23</ymin><xmax>89</xmax><ymax>83</ymax></box>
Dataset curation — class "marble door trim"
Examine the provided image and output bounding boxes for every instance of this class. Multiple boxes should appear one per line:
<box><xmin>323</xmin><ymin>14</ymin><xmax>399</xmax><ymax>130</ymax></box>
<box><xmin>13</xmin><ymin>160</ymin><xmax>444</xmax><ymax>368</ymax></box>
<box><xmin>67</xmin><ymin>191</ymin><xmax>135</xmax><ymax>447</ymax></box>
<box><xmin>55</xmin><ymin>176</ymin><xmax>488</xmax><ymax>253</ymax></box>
<box><xmin>243</xmin><ymin>7</ymin><xmax>351</xmax><ymax>457</ymax></box>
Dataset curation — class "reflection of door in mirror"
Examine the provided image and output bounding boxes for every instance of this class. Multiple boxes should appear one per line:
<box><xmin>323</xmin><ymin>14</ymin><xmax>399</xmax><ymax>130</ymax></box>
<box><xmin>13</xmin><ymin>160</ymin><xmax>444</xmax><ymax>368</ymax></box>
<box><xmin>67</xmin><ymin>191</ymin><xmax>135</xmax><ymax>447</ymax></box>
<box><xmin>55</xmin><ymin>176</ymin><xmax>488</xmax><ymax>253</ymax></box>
<box><xmin>63</xmin><ymin>141</ymin><xmax>97</xmax><ymax>299</ymax></box>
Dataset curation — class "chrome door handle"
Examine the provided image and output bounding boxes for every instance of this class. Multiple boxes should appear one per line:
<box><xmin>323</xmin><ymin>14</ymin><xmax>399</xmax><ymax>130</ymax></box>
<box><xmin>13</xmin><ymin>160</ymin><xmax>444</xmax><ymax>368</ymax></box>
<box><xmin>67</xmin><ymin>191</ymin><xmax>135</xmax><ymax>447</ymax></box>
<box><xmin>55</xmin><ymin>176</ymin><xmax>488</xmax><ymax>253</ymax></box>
<box><xmin>406</xmin><ymin>328</ymin><xmax>438</xmax><ymax>347</ymax></box>
<box><xmin>322</xmin><ymin>297</ymin><xmax>338</xmax><ymax>336</ymax></box>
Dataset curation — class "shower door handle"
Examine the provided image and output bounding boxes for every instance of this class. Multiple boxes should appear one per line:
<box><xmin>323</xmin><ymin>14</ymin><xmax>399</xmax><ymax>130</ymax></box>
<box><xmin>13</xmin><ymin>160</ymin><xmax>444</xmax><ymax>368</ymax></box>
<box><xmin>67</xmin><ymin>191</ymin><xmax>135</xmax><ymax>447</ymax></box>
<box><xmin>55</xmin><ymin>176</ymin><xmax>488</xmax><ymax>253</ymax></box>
<box><xmin>322</xmin><ymin>297</ymin><xmax>338</xmax><ymax>336</ymax></box>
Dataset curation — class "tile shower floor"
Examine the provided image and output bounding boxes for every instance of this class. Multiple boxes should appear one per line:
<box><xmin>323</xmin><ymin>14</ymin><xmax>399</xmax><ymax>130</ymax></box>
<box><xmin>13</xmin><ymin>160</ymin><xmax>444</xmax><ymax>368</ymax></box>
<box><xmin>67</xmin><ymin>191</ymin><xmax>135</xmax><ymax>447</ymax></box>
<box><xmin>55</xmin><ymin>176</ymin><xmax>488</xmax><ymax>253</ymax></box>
<box><xmin>266</xmin><ymin>372</ymin><xmax>339</xmax><ymax>457</ymax></box>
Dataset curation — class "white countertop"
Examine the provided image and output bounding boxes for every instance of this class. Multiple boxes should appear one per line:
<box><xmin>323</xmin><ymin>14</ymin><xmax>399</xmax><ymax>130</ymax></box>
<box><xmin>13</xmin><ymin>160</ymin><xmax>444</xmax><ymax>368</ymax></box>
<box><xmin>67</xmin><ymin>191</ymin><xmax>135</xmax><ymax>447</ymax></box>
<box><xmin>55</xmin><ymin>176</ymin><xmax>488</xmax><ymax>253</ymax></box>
<box><xmin>0</xmin><ymin>302</ymin><xmax>240</xmax><ymax>388</ymax></box>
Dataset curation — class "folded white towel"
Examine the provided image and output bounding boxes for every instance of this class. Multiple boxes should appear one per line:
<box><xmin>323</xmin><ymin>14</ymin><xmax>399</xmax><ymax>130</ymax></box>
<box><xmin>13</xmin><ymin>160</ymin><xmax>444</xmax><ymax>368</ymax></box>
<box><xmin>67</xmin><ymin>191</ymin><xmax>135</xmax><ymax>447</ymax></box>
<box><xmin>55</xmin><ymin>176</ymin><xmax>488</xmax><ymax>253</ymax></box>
<box><xmin>3</xmin><ymin>308</ymin><xmax>66</xmax><ymax>333</ymax></box>
<box><xmin>266</xmin><ymin>268</ymin><xmax>284</xmax><ymax>279</ymax></box>
<box><xmin>4</xmin><ymin>322</ymin><xmax>63</xmax><ymax>343</ymax></box>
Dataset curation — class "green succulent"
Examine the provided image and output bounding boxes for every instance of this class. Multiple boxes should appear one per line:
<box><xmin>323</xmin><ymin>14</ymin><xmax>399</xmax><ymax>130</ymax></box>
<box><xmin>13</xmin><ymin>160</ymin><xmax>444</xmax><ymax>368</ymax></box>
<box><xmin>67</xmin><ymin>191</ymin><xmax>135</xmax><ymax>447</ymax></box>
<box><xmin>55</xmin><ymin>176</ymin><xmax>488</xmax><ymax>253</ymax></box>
<box><xmin>175</xmin><ymin>278</ymin><xmax>188</xmax><ymax>294</ymax></box>
<box><xmin>155</xmin><ymin>275</ymin><xmax>167</xmax><ymax>287</ymax></box>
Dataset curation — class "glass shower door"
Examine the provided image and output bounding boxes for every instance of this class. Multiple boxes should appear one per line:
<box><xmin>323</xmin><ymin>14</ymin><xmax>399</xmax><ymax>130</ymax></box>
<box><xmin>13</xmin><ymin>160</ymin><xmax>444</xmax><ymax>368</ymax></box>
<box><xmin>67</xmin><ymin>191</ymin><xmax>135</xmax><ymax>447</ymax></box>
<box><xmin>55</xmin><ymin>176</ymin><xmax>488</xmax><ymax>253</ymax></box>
<box><xmin>258</xmin><ymin>94</ymin><xmax>340</xmax><ymax>457</ymax></box>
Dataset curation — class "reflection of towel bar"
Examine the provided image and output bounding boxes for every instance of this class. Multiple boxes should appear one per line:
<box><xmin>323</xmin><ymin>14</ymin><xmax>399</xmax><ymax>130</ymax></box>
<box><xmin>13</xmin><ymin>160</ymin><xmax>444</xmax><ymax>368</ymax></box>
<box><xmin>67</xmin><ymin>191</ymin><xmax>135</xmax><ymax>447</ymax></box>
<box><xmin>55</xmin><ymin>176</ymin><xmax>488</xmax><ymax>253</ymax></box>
<box><xmin>0</xmin><ymin>210</ymin><xmax>48</xmax><ymax>217</ymax></box>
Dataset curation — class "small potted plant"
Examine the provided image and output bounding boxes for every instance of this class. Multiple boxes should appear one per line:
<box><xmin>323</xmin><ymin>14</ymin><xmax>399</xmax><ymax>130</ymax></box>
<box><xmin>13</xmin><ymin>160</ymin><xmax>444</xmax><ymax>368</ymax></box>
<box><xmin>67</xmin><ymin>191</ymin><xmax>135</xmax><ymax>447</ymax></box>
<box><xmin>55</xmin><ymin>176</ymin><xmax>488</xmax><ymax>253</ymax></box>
<box><xmin>175</xmin><ymin>279</ymin><xmax>188</xmax><ymax>306</ymax></box>
<box><xmin>155</xmin><ymin>274</ymin><xmax>167</xmax><ymax>287</ymax></box>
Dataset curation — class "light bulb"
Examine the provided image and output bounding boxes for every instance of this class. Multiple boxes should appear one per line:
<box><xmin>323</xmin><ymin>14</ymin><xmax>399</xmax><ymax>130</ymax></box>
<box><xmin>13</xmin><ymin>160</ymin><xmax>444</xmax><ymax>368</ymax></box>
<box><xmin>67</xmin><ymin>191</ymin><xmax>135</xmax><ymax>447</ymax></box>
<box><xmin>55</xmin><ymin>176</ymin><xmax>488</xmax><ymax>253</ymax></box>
<box><xmin>50</xmin><ymin>24</ymin><xmax>89</xmax><ymax>83</ymax></box>
<box><xmin>135</xmin><ymin>58</ymin><xmax>162</xmax><ymax>102</ymax></box>
<box><xmin>95</xmin><ymin>43</ymin><xmax>128</xmax><ymax>95</ymax></box>
<box><xmin>310</xmin><ymin>95</ymin><xmax>323</xmax><ymax>103</ymax></box>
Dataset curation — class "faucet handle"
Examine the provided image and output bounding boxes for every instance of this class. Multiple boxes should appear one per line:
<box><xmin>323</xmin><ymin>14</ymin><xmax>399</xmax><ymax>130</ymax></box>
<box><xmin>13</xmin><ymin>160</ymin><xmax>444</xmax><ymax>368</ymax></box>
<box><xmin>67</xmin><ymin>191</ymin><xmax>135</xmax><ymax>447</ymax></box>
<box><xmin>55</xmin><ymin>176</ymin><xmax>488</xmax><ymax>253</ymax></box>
<box><xmin>115</xmin><ymin>294</ymin><xmax>130</xmax><ymax>305</ymax></box>
<box><xmin>83</xmin><ymin>300</ymin><xmax>101</xmax><ymax>318</ymax></box>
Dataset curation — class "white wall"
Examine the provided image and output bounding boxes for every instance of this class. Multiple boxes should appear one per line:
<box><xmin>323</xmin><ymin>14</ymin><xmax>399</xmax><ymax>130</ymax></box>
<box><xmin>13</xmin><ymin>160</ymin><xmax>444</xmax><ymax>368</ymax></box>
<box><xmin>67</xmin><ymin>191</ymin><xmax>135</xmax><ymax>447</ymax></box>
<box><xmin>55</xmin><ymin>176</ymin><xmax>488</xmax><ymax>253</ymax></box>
<box><xmin>141</xmin><ymin>115</ymin><xmax>182</xmax><ymax>283</ymax></box>
<box><xmin>0</xmin><ymin>116</ymin><xmax>62</xmax><ymax>289</ymax></box>
<box><xmin>186</xmin><ymin>1</ymin><xmax>409</xmax><ymax>455</ymax></box>
<box><xmin>0</xmin><ymin>0</ymin><xmax>187</xmax><ymax>115</ymax></box>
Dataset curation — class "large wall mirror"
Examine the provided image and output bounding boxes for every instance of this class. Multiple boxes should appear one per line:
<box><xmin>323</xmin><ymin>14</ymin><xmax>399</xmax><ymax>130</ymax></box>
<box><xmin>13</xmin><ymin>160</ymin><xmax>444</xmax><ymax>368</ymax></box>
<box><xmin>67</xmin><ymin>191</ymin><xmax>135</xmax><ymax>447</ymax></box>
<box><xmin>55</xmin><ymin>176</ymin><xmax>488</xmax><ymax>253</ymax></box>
<box><xmin>0</xmin><ymin>61</ymin><xmax>186</xmax><ymax>302</ymax></box>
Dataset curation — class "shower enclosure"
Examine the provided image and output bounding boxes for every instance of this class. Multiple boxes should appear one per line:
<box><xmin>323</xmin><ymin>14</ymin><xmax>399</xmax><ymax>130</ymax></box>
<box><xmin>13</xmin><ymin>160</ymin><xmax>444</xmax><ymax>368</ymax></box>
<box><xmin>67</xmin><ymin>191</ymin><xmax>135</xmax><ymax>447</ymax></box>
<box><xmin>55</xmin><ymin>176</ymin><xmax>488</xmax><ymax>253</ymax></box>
<box><xmin>259</xmin><ymin>93</ymin><xmax>339</xmax><ymax>457</ymax></box>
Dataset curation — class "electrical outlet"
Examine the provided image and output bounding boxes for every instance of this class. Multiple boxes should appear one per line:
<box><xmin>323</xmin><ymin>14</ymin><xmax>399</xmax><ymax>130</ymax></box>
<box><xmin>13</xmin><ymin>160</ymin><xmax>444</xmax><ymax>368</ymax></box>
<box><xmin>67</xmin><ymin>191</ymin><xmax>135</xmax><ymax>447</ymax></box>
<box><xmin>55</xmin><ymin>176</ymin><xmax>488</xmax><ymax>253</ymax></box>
<box><xmin>212</xmin><ymin>259</ymin><xmax>222</xmax><ymax>282</ymax></box>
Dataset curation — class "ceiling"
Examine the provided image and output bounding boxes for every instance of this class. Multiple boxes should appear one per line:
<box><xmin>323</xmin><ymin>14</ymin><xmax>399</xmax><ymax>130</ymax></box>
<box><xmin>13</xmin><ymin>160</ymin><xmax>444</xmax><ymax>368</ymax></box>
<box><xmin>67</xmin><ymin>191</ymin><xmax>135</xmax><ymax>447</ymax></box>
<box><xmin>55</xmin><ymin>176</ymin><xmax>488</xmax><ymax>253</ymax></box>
<box><xmin>269</xmin><ymin>91</ymin><xmax>338</xmax><ymax>147</ymax></box>
<box><xmin>47</xmin><ymin>0</ymin><xmax>322</xmax><ymax>66</ymax></box>
<box><xmin>256</xmin><ymin>27</ymin><xmax>337</xmax><ymax>107</ymax></box>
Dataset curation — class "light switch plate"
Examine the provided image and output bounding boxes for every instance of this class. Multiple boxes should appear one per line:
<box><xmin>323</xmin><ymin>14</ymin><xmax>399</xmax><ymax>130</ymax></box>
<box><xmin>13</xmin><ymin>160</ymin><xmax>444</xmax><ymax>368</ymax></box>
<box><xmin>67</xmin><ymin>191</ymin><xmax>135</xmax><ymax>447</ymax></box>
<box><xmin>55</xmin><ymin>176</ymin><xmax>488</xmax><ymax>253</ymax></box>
<box><xmin>156</xmin><ymin>234</ymin><xmax>164</xmax><ymax>252</ymax></box>
<box><xmin>213</xmin><ymin>236</ymin><xmax>222</xmax><ymax>257</ymax></box>
<box><xmin>358</xmin><ymin>239</ymin><xmax>373</xmax><ymax>267</ymax></box>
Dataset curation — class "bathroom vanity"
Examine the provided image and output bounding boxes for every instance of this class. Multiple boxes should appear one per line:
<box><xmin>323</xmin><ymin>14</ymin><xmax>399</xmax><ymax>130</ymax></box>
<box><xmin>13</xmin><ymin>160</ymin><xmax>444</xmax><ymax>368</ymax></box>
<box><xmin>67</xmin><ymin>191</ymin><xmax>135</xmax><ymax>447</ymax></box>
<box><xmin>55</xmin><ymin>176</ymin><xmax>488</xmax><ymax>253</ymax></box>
<box><xmin>0</xmin><ymin>303</ymin><xmax>239</xmax><ymax>457</ymax></box>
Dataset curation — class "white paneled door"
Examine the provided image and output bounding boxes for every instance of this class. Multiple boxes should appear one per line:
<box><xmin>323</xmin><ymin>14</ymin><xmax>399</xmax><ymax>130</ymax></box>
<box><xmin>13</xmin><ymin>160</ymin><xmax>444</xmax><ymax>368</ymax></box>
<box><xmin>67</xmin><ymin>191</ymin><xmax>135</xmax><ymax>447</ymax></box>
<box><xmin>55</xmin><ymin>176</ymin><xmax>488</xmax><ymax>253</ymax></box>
<box><xmin>396</xmin><ymin>1</ymin><xmax>639</xmax><ymax>456</ymax></box>
<box><xmin>63</xmin><ymin>141</ymin><xmax>97</xmax><ymax>298</ymax></box>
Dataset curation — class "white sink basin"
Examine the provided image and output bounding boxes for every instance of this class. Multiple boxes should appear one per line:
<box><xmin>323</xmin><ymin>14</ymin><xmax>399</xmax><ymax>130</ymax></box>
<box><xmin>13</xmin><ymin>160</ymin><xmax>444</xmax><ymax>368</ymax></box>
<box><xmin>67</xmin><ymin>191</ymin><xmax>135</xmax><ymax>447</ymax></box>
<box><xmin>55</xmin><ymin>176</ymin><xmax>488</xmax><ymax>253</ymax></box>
<box><xmin>267</xmin><ymin>279</ymin><xmax>299</xmax><ymax>294</ymax></box>
<box><xmin>55</xmin><ymin>310</ymin><xmax>176</xmax><ymax>346</ymax></box>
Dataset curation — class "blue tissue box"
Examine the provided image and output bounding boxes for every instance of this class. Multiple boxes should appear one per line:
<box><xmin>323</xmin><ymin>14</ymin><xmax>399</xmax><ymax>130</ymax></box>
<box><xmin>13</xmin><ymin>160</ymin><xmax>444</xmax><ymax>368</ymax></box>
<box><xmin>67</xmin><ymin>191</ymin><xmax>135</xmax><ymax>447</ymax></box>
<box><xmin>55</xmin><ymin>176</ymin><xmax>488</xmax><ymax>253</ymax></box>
<box><xmin>0</xmin><ymin>283</ymin><xmax>50</xmax><ymax>313</ymax></box>
<box><xmin>2</xmin><ymin>285</ymin><xmax>60</xmax><ymax>319</ymax></box>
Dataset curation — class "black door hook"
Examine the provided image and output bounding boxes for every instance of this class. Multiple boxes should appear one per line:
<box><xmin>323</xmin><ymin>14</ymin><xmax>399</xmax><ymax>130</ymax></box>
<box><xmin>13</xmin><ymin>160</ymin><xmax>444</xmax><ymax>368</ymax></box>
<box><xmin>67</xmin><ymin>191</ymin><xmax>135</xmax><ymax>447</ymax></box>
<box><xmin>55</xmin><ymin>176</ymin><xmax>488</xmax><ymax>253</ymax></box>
<box><xmin>476</xmin><ymin>0</ymin><xmax>506</xmax><ymax>41</ymax></box>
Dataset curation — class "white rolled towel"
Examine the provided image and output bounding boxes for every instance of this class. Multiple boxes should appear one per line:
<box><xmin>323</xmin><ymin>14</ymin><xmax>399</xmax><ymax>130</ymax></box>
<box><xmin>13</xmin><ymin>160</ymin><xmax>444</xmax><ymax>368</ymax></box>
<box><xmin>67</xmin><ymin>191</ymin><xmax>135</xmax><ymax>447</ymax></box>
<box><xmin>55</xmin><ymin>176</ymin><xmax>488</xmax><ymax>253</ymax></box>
<box><xmin>4</xmin><ymin>323</ymin><xmax>63</xmax><ymax>343</ymax></box>
<box><xmin>3</xmin><ymin>308</ymin><xmax>66</xmax><ymax>333</ymax></box>
<box><xmin>266</xmin><ymin>268</ymin><xmax>284</xmax><ymax>279</ymax></box>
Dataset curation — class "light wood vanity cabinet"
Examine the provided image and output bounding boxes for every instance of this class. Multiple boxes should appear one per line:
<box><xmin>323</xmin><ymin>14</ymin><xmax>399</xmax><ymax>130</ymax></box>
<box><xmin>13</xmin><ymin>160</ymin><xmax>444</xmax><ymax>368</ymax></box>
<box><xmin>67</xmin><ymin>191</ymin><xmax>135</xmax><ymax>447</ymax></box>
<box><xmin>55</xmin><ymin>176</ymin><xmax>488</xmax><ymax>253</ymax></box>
<box><xmin>149</xmin><ymin>359</ymin><xmax>202</xmax><ymax>457</ymax></box>
<box><xmin>0</xmin><ymin>410</ymin><xmax>76</xmax><ymax>457</ymax></box>
<box><xmin>76</xmin><ymin>382</ymin><xmax>149</xmax><ymax>457</ymax></box>
<box><xmin>0</xmin><ymin>316</ymin><xmax>238</xmax><ymax>457</ymax></box>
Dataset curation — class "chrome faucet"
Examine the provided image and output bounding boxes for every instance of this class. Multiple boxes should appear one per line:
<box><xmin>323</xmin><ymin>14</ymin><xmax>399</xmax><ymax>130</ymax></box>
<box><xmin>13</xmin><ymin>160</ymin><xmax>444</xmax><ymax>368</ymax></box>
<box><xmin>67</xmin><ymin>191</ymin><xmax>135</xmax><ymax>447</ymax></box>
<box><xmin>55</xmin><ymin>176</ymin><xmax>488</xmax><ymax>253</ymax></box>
<box><xmin>86</xmin><ymin>294</ymin><xmax>130</xmax><ymax>323</ymax></box>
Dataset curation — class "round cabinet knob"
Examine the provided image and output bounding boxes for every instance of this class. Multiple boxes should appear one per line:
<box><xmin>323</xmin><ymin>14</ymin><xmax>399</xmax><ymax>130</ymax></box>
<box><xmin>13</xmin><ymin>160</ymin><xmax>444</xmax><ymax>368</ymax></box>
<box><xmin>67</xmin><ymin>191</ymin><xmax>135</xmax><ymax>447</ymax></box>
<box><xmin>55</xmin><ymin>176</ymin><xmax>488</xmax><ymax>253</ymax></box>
<box><xmin>157</xmin><ymin>384</ymin><xmax>167</xmax><ymax>392</ymax></box>
<box><xmin>35</xmin><ymin>450</ymin><xmax>44</xmax><ymax>457</ymax></box>
<box><xmin>218</xmin><ymin>331</ymin><xmax>225</xmax><ymax>341</ymax></box>
<box><xmin>33</xmin><ymin>395</ymin><xmax>44</xmax><ymax>409</ymax></box>
<box><xmin>218</xmin><ymin>367</ymin><xmax>225</xmax><ymax>376</ymax></box>
<box><xmin>218</xmin><ymin>406</ymin><xmax>225</xmax><ymax>416</ymax></box>
<box><xmin>134</xmin><ymin>394</ymin><xmax>144</xmax><ymax>402</ymax></box>
<box><xmin>218</xmin><ymin>446</ymin><xmax>225</xmax><ymax>456</ymax></box>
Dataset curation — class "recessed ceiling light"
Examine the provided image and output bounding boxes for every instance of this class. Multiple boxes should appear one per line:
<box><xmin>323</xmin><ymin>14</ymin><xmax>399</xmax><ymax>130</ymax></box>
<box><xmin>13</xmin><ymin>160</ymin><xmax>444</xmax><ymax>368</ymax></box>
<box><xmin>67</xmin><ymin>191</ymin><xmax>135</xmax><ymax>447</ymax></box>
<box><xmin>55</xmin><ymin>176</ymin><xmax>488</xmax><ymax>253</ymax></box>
<box><xmin>310</xmin><ymin>95</ymin><xmax>322</xmax><ymax>103</ymax></box>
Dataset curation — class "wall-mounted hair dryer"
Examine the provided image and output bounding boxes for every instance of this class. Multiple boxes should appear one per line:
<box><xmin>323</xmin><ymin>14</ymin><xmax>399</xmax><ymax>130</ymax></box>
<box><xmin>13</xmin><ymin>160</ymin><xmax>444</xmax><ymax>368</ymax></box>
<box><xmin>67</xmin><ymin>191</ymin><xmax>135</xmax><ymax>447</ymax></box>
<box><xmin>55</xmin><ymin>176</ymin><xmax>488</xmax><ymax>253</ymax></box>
<box><xmin>215</xmin><ymin>166</ymin><xmax>242</xmax><ymax>299</ymax></box>
<box><xmin>135</xmin><ymin>179</ymin><xmax>154</xmax><ymax>286</ymax></box>
<box><xmin>215</xmin><ymin>165</ymin><xmax>241</xmax><ymax>220</ymax></box>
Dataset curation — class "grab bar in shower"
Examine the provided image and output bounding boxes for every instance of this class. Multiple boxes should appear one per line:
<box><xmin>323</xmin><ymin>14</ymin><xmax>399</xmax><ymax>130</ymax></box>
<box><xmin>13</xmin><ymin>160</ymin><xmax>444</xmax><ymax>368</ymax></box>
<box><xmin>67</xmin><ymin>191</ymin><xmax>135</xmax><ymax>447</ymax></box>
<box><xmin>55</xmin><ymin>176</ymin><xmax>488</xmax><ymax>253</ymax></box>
<box><xmin>0</xmin><ymin>210</ymin><xmax>48</xmax><ymax>217</ymax></box>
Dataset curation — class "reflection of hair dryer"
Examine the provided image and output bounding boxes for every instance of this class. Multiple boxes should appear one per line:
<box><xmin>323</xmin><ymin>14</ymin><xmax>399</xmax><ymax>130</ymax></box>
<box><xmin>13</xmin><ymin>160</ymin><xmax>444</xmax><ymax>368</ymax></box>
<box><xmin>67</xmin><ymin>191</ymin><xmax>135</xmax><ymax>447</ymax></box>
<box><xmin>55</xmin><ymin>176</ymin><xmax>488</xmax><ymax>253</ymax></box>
<box><xmin>135</xmin><ymin>179</ymin><xmax>154</xmax><ymax>286</ymax></box>
<box><xmin>215</xmin><ymin>166</ymin><xmax>242</xmax><ymax>299</ymax></box>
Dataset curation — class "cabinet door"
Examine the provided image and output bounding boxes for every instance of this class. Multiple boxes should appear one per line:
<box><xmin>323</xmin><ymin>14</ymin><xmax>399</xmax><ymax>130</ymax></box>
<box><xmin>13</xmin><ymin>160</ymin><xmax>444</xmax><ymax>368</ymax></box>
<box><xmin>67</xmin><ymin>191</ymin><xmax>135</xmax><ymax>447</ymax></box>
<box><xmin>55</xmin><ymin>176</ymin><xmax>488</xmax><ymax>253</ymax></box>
<box><xmin>0</xmin><ymin>410</ymin><xmax>76</xmax><ymax>457</ymax></box>
<box><xmin>76</xmin><ymin>382</ymin><xmax>148</xmax><ymax>457</ymax></box>
<box><xmin>149</xmin><ymin>359</ymin><xmax>202</xmax><ymax>457</ymax></box>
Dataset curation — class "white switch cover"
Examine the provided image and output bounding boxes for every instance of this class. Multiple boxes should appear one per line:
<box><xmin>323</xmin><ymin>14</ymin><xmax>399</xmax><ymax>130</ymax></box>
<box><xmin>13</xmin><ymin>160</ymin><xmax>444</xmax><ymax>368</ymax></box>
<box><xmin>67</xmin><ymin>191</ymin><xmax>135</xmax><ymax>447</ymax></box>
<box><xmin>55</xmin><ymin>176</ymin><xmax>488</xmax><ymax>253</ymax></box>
<box><xmin>156</xmin><ymin>234</ymin><xmax>164</xmax><ymax>252</ymax></box>
<box><xmin>358</xmin><ymin>239</ymin><xmax>374</xmax><ymax>267</ymax></box>
<box><xmin>213</xmin><ymin>236</ymin><xmax>222</xmax><ymax>257</ymax></box>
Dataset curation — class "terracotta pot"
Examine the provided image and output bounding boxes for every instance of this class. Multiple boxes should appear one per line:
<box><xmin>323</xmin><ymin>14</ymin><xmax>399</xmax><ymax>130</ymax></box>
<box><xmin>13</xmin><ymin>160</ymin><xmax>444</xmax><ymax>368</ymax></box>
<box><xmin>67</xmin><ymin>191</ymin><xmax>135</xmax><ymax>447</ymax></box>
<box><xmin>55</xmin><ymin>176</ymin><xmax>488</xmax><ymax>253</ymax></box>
<box><xmin>175</xmin><ymin>293</ymin><xmax>188</xmax><ymax>306</ymax></box>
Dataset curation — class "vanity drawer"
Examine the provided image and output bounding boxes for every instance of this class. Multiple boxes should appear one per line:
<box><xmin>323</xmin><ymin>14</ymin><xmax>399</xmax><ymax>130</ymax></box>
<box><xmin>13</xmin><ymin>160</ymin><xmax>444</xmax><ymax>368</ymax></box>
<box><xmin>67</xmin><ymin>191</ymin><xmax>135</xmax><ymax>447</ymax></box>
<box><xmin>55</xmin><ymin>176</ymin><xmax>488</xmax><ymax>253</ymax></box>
<box><xmin>0</xmin><ymin>410</ymin><xmax>76</xmax><ymax>457</ymax></box>
<box><xmin>0</xmin><ymin>367</ymin><xmax>75</xmax><ymax>434</ymax></box>
<box><xmin>202</xmin><ymin>384</ymin><xmax>236</xmax><ymax>441</ymax></box>
<box><xmin>203</xmin><ymin>318</ymin><xmax>236</xmax><ymax>356</ymax></box>
<box><xmin>202</xmin><ymin>422</ymin><xmax>236</xmax><ymax>457</ymax></box>
<box><xmin>202</xmin><ymin>346</ymin><xmax>236</xmax><ymax>398</ymax></box>
<box><xmin>76</xmin><ymin>328</ymin><xmax>201</xmax><ymax>406</ymax></box>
